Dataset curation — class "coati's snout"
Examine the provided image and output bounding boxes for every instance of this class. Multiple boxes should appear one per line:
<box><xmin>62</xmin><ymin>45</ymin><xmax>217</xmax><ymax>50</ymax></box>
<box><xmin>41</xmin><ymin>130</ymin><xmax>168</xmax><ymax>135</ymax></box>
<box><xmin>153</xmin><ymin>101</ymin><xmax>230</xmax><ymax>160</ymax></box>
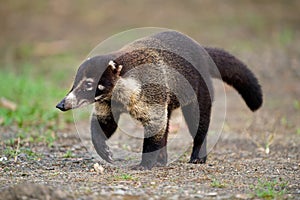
<box><xmin>56</xmin><ymin>98</ymin><xmax>68</xmax><ymax>111</ymax></box>
<box><xmin>56</xmin><ymin>92</ymin><xmax>87</xmax><ymax>111</ymax></box>
<box><xmin>56</xmin><ymin>91</ymin><xmax>86</xmax><ymax>111</ymax></box>
<box><xmin>56</xmin><ymin>86</ymin><xmax>97</xmax><ymax>111</ymax></box>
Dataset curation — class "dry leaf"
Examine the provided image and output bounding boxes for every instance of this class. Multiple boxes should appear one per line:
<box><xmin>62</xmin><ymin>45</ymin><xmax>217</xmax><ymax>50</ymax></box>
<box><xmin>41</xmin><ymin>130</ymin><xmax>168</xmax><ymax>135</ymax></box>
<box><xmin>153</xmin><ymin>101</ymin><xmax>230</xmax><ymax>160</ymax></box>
<box><xmin>0</xmin><ymin>97</ymin><xmax>17</xmax><ymax>111</ymax></box>
<box><xmin>93</xmin><ymin>163</ymin><xmax>104</xmax><ymax>174</ymax></box>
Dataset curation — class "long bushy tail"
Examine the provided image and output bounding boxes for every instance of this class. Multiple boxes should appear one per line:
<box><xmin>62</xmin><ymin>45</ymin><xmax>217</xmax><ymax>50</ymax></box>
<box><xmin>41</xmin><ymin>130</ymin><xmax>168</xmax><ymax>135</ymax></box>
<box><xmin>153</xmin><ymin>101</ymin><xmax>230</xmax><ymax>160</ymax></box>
<box><xmin>204</xmin><ymin>47</ymin><xmax>263</xmax><ymax>111</ymax></box>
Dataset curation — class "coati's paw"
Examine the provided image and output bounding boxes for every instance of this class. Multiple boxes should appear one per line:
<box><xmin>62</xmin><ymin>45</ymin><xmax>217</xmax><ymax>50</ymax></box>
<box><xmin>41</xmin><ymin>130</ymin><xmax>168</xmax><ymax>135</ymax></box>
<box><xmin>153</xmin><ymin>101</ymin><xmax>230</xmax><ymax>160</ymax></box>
<box><xmin>188</xmin><ymin>157</ymin><xmax>207</xmax><ymax>164</ymax></box>
<box><xmin>102</xmin><ymin>151</ymin><xmax>114</xmax><ymax>164</ymax></box>
<box><xmin>156</xmin><ymin>150</ymin><xmax>167</xmax><ymax>166</ymax></box>
<box><xmin>153</xmin><ymin>162</ymin><xmax>167</xmax><ymax>167</ymax></box>
<box><xmin>130</xmin><ymin>164</ymin><xmax>151</xmax><ymax>170</ymax></box>
<box><xmin>131</xmin><ymin>160</ymin><xmax>158</xmax><ymax>170</ymax></box>
<box><xmin>97</xmin><ymin>145</ymin><xmax>114</xmax><ymax>163</ymax></box>
<box><xmin>131</xmin><ymin>161</ymin><xmax>166</xmax><ymax>170</ymax></box>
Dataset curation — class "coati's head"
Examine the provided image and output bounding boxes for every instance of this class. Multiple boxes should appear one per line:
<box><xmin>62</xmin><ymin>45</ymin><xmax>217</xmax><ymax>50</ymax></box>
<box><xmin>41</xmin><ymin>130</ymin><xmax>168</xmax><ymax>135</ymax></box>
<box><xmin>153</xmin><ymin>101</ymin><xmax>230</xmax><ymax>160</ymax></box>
<box><xmin>56</xmin><ymin>56</ymin><xmax>123</xmax><ymax>111</ymax></box>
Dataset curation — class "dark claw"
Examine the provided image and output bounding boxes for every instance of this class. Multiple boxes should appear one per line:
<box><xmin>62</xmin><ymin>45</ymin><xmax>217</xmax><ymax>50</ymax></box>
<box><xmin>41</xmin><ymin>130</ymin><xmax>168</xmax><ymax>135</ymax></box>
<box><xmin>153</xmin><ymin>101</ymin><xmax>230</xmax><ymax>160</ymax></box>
<box><xmin>96</xmin><ymin>142</ymin><xmax>114</xmax><ymax>163</ymax></box>
<box><xmin>131</xmin><ymin>164</ymin><xmax>151</xmax><ymax>170</ymax></box>
<box><xmin>188</xmin><ymin>157</ymin><xmax>206</xmax><ymax>164</ymax></box>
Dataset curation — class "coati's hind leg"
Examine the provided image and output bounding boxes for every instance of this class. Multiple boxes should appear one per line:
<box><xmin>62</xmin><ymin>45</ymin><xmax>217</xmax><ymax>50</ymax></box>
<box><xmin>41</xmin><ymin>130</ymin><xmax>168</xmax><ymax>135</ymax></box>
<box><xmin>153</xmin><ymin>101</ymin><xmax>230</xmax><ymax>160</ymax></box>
<box><xmin>91</xmin><ymin>111</ymin><xmax>120</xmax><ymax>163</ymax></box>
<box><xmin>182</xmin><ymin>97</ymin><xmax>211</xmax><ymax>164</ymax></box>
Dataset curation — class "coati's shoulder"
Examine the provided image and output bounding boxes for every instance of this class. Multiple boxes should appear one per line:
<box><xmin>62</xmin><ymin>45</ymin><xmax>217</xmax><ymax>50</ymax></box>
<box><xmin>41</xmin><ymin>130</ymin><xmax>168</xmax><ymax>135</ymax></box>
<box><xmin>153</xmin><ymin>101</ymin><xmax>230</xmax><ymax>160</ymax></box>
<box><xmin>113</xmin><ymin>48</ymin><xmax>161</xmax><ymax>75</ymax></box>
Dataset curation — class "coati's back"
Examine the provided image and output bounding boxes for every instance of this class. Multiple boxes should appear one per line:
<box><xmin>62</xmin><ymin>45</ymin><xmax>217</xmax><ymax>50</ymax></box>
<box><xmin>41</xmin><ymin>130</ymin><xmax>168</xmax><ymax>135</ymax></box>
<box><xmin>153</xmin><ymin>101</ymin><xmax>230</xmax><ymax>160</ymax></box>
<box><xmin>120</xmin><ymin>31</ymin><xmax>213</xmax><ymax>74</ymax></box>
<box><xmin>118</xmin><ymin>30</ymin><xmax>262</xmax><ymax>111</ymax></box>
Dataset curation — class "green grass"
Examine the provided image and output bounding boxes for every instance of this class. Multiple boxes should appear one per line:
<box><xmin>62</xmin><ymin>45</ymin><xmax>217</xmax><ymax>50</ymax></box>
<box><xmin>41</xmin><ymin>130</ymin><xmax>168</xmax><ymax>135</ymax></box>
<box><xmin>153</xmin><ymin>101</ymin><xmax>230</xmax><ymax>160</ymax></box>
<box><xmin>280</xmin><ymin>116</ymin><xmax>293</xmax><ymax>129</ymax></box>
<box><xmin>113</xmin><ymin>173</ymin><xmax>137</xmax><ymax>181</ymax></box>
<box><xmin>3</xmin><ymin>141</ymin><xmax>42</xmax><ymax>161</ymax></box>
<box><xmin>0</xmin><ymin>62</ymin><xmax>74</xmax><ymax>161</ymax></box>
<box><xmin>278</xmin><ymin>27</ymin><xmax>294</xmax><ymax>47</ymax></box>
<box><xmin>251</xmin><ymin>179</ymin><xmax>288</xmax><ymax>199</ymax></box>
<box><xmin>63</xmin><ymin>150</ymin><xmax>74</xmax><ymax>158</ymax></box>
<box><xmin>293</xmin><ymin>100</ymin><xmax>300</xmax><ymax>111</ymax></box>
<box><xmin>1</xmin><ymin>126</ymin><xmax>57</xmax><ymax>162</ymax></box>
<box><xmin>0</xmin><ymin>67</ymin><xmax>72</xmax><ymax>128</ymax></box>
<box><xmin>210</xmin><ymin>178</ymin><xmax>226</xmax><ymax>188</ymax></box>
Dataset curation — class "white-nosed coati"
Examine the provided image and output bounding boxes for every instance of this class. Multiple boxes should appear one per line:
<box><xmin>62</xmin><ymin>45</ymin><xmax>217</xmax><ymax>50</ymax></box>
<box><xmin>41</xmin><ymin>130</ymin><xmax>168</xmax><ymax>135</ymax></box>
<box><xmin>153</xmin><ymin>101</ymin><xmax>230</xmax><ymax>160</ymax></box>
<box><xmin>56</xmin><ymin>31</ymin><xmax>262</xmax><ymax>170</ymax></box>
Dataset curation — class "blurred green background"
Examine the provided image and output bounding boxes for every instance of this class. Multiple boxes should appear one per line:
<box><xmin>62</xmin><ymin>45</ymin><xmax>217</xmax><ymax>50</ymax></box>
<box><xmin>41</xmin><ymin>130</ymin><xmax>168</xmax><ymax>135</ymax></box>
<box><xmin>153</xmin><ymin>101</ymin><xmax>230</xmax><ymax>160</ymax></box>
<box><xmin>0</xmin><ymin>0</ymin><xmax>299</xmax><ymax>144</ymax></box>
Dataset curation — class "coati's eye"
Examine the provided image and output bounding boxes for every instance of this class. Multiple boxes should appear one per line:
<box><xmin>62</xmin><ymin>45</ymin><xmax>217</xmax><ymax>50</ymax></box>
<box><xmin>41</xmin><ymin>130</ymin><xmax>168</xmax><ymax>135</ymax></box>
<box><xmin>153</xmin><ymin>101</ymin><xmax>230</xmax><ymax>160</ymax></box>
<box><xmin>84</xmin><ymin>81</ymin><xmax>93</xmax><ymax>91</ymax></box>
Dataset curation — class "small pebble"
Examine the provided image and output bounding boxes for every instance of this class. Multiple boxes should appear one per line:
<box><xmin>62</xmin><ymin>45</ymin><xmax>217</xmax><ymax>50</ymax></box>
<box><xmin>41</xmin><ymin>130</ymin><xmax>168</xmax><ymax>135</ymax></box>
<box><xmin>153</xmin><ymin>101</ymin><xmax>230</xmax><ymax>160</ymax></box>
<box><xmin>0</xmin><ymin>157</ymin><xmax>7</xmax><ymax>162</ymax></box>
<box><xmin>114</xmin><ymin>189</ymin><xmax>125</xmax><ymax>195</ymax></box>
<box><xmin>93</xmin><ymin>163</ymin><xmax>104</xmax><ymax>174</ymax></box>
<box><xmin>235</xmin><ymin>193</ymin><xmax>251</xmax><ymax>199</ymax></box>
<box><xmin>206</xmin><ymin>192</ymin><xmax>217</xmax><ymax>197</ymax></box>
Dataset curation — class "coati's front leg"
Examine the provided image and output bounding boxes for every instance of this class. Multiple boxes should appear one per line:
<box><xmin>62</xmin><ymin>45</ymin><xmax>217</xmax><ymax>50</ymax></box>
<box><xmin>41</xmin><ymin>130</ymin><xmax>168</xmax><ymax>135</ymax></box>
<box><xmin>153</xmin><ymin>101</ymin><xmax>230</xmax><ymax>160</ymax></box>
<box><xmin>91</xmin><ymin>104</ymin><xmax>120</xmax><ymax>163</ymax></box>
<box><xmin>133</xmin><ymin>106</ymin><xmax>169</xmax><ymax>170</ymax></box>
<box><xmin>138</xmin><ymin>126</ymin><xmax>168</xmax><ymax>170</ymax></box>
<box><xmin>155</xmin><ymin>109</ymin><xmax>172</xmax><ymax>166</ymax></box>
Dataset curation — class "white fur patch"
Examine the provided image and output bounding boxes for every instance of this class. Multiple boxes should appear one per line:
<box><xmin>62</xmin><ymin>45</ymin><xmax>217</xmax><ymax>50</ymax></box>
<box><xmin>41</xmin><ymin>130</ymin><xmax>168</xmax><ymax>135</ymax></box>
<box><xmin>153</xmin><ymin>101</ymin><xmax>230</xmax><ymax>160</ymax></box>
<box><xmin>86</xmin><ymin>87</ymin><xmax>93</xmax><ymax>91</ymax></box>
<box><xmin>85</xmin><ymin>78</ymin><xmax>94</xmax><ymax>83</ymax></box>
<box><xmin>66</xmin><ymin>92</ymin><xmax>76</xmax><ymax>101</ymax></box>
<box><xmin>98</xmin><ymin>84</ymin><xmax>105</xmax><ymax>90</ymax></box>
<box><xmin>94</xmin><ymin>95</ymin><xmax>103</xmax><ymax>101</ymax></box>
<box><xmin>117</xmin><ymin>65</ymin><xmax>123</xmax><ymax>72</ymax></box>
<box><xmin>108</xmin><ymin>60</ymin><xmax>116</xmax><ymax>69</ymax></box>
<box><xmin>122</xmin><ymin>77</ymin><xmax>141</xmax><ymax>92</ymax></box>
<box><xmin>112</xmin><ymin>77</ymin><xmax>141</xmax><ymax>106</ymax></box>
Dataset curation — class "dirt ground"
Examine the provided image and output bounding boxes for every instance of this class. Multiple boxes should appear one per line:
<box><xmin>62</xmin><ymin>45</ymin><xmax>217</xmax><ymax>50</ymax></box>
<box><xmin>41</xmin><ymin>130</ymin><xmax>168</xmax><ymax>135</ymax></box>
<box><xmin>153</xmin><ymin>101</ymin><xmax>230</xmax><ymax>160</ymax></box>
<box><xmin>1</xmin><ymin>1</ymin><xmax>300</xmax><ymax>199</ymax></box>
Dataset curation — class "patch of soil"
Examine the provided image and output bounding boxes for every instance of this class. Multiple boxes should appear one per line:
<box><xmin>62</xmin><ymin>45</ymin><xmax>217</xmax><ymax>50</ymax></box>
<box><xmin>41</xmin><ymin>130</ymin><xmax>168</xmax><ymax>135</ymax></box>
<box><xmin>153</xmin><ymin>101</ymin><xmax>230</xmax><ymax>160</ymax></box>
<box><xmin>1</xmin><ymin>100</ymin><xmax>299</xmax><ymax>200</ymax></box>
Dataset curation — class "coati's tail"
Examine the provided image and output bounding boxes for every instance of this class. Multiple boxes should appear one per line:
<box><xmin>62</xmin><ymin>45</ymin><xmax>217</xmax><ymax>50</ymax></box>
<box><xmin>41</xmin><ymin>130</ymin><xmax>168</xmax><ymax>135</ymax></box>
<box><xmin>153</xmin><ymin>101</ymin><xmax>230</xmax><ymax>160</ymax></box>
<box><xmin>204</xmin><ymin>47</ymin><xmax>263</xmax><ymax>111</ymax></box>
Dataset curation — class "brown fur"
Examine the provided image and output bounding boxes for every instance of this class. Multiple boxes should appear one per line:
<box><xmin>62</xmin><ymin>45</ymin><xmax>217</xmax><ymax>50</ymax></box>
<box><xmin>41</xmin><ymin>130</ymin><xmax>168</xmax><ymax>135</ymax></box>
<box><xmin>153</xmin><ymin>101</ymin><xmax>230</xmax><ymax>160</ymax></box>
<box><xmin>56</xmin><ymin>30</ymin><xmax>263</xmax><ymax>169</ymax></box>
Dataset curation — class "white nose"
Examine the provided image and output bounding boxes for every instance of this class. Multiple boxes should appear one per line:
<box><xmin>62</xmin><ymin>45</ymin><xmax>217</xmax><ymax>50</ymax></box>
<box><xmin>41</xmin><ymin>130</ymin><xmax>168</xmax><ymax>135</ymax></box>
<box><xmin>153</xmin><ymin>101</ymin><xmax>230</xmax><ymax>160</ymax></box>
<box><xmin>66</xmin><ymin>92</ymin><xmax>76</xmax><ymax>101</ymax></box>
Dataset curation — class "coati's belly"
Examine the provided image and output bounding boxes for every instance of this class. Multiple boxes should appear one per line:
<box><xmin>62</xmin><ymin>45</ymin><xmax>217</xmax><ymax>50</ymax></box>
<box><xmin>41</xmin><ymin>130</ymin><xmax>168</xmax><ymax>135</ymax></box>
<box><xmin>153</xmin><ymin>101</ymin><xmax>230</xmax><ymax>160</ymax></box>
<box><xmin>94</xmin><ymin>87</ymin><xmax>180</xmax><ymax>126</ymax></box>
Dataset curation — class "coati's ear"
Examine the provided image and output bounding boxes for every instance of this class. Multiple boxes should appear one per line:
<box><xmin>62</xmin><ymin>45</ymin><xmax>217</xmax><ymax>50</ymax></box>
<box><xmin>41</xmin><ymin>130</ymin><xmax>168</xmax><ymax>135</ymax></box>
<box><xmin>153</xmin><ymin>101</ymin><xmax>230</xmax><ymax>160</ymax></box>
<box><xmin>108</xmin><ymin>60</ymin><xmax>122</xmax><ymax>76</ymax></box>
